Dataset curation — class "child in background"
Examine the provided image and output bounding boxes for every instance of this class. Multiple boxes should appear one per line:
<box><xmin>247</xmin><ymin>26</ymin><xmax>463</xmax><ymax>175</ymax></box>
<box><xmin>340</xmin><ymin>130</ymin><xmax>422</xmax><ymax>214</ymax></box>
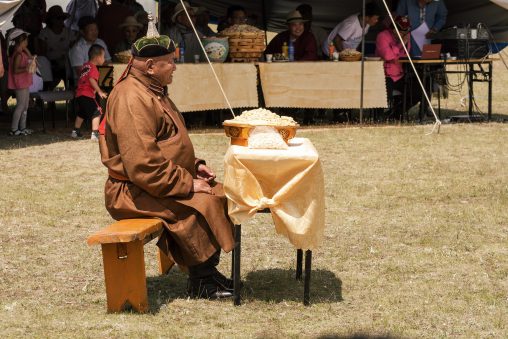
<box><xmin>7</xmin><ymin>29</ymin><xmax>34</xmax><ymax>136</ymax></box>
<box><xmin>71</xmin><ymin>44</ymin><xmax>107</xmax><ymax>140</ymax></box>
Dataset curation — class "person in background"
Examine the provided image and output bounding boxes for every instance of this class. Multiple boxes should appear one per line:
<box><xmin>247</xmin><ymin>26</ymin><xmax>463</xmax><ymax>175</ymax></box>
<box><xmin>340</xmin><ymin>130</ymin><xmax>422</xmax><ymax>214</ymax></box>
<box><xmin>12</xmin><ymin>0</ymin><xmax>46</xmax><ymax>56</ymax></box>
<box><xmin>114</xmin><ymin>16</ymin><xmax>142</xmax><ymax>55</ymax></box>
<box><xmin>324</xmin><ymin>3</ymin><xmax>383</xmax><ymax>56</ymax></box>
<box><xmin>217</xmin><ymin>5</ymin><xmax>247</xmax><ymax>32</ymax></box>
<box><xmin>69</xmin><ymin>16</ymin><xmax>111</xmax><ymax>79</ymax></box>
<box><xmin>39</xmin><ymin>5</ymin><xmax>79</xmax><ymax>89</ymax></box>
<box><xmin>71</xmin><ymin>44</ymin><xmax>107</xmax><ymax>140</ymax></box>
<box><xmin>96</xmin><ymin>0</ymin><xmax>134</xmax><ymax>53</ymax></box>
<box><xmin>296</xmin><ymin>4</ymin><xmax>328</xmax><ymax>60</ymax></box>
<box><xmin>121</xmin><ymin>0</ymin><xmax>144</xmax><ymax>15</ymax></box>
<box><xmin>135</xmin><ymin>11</ymin><xmax>149</xmax><ymax>38</ymax></box>
<box><xmin>376</xmin><ymin>15</ymin><xmax>413</xmax><ymax>120</ymax></box>
<box><xmin>7</xmin><ymin>29</ymin><xmax>33</xmax><ymax>136</ymax></box>
<box><xmin>196</xmin><ymin>7</ymin><xmax>216</xmax><ymax>37</ymax></box>
<box><xmin>167</xmin><ymin>1</ymin><xmax>206</xmax><ymax>63</ymax></box>
<box><xmin>396</xmin><ymin>0</ymin><xmax>447</xmax><ymax>56</ymax></box>
<box><xmin>0</xmin><ymin>31</ymin><xmax>8</xmax><ymax>114</ymax></box>
<box><xmin>265</xmin><ymin>10</ymin><xmax>318</xmax><ymax>61</ymax></box>
<box><xmin>65</xmin><ymin>0</ymin><xmax>98</xmax><ymax>32</ymax></box>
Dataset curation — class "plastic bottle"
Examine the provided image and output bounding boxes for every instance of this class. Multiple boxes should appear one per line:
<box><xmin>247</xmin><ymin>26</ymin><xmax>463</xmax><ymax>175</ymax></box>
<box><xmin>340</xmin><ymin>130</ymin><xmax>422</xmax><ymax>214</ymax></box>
<box><xmin>179</xmin><ymin>40</ymin><xmax>185</xmax><ymax>63</ymax></box>
<box><xmin>282</xmin><ymin>42</ymin><xmax>288</xmax><ymax>59</ymax></box>
<box><xmin>288</xmin><ymin>40</ymin><xmax>295</xmax><ymax>61</ymax></box>
<box><xmin>175</xmin><ymin>43</ymin><xmax>180</xmax><ymax>61</ymax></box>
<box><xmin>328</xmin><ymin>42</ymin><xmax>335</xmax><ymax>61</ymax></box>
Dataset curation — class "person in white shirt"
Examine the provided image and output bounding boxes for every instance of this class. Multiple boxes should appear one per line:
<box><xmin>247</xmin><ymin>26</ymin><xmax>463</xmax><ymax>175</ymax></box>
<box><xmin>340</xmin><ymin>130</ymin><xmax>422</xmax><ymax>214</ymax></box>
<box><xmin>69</xmin><ymin>16</ymin><xmax>111</xmax><ymax>79</ymax></box>
<box><xmin>324</xmin><ymin>3</ymin><xmax>382</xmax><ymax>56</ymax></box>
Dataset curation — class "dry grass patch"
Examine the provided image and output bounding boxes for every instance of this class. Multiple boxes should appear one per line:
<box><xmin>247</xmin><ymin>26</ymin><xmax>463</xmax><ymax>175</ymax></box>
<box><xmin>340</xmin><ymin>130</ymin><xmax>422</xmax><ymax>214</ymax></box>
<box><xmin>0</xmin><ymin>124</ymin><xmax>507</xmax><ymax>338</ymax></box>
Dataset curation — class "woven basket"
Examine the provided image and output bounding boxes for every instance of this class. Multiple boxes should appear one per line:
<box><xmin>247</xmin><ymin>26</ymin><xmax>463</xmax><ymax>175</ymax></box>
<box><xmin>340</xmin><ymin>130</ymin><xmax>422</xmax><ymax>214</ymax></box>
<box><xmin>339</xmin><ymin>54</ymin><xmax>362</xmax><ymax>62</ymax></box>
<box><xmin>220</xmin><ymin>26</ymin><xmax>265</xmax><ymax>60</ymax></box>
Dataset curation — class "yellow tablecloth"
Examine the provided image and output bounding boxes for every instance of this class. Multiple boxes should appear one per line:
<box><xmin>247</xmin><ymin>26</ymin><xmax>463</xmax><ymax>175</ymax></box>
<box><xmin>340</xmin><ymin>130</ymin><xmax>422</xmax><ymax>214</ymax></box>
<box><xmin>223</xmin><ymin>138</ymin><xmax>325</xmax><ymax>250</ymax></box>
<box><xmin>111</xmin><ymin>63</ymin><xmax>259</xmax><ymax>112</ymax></box>
<box><xmin>258</xmin><ymin>61</ymin><xmax>388</xmax><ymax>109</ymax></box>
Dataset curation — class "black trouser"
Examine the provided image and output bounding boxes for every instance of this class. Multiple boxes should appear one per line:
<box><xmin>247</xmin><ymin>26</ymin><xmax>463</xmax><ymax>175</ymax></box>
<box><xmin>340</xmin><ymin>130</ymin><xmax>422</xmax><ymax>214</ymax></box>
<box><xmin>188</xmin><ymin>250</ymin><xmax>220</xmax><ymax>279</ymax></box>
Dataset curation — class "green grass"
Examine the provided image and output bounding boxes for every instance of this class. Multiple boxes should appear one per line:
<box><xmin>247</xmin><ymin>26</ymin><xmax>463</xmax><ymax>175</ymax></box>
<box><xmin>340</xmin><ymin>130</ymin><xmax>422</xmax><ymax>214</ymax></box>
<box><xmin>0</xmin><ymin>124</ymin><xmax>507</xmax><ymax>338</ymax></box>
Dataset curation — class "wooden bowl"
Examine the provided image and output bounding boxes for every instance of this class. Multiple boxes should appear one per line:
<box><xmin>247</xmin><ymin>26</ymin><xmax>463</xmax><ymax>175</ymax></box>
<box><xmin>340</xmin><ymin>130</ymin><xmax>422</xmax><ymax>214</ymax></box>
<box><xmin>223</xmin><ymin>122</ymin><xmax>298</xmax><ymax>146</ymax></box>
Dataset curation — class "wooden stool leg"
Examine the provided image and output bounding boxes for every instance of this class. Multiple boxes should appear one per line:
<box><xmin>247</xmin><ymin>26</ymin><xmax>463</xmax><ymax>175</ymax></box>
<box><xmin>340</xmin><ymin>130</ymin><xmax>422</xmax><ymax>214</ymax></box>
<box><xmin>296</xmin><ymin>249</ymin><xmax>303</xmax><ymax>280</ymax></box>
<box><xmin>157</xmin><ymin>247</ymin><xmax>175</xmax><ymax>275</ymax></box>
<box><xmin>101</xmin><ymin>240</ymin><xmax>148</xmax><ymax>313</ymax></box>
<box><xmin>233</xmin><ymin>224</ymin><xmax>242</xmax><ymax>306</ymax></box>
<box><xmin>304</xmin><ymin>250</ymin><xmax>312</xmax><ymax>306</ymax></box>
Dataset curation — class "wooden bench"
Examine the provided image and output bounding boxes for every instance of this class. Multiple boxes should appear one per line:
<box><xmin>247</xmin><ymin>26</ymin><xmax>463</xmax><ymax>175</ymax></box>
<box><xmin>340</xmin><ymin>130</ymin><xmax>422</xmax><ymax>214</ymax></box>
<box><xmin>87</xmin><ymin>218</ymin><xmax>175</xmax><ymax>313</ymax></box>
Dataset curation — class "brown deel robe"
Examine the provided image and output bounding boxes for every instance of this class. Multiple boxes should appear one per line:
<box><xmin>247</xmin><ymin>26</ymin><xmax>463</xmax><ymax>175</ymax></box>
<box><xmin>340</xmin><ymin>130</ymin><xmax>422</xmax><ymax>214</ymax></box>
<box><xmin>99</xmin><ymin>66</ymin><xmax>234</xmax><ymax>266</ymax></box>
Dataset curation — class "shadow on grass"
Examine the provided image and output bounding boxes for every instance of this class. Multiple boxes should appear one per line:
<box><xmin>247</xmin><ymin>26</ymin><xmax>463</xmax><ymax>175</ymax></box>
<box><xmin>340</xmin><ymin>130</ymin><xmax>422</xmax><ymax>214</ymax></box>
<box><xmin>318</xmin><ymin>335</ymin><xmax>399</xmax><ymax>339</ymax></box>
<box><xmin>243</xmin><ymin>268</ymin><xmax>343</xmax><ymax>304</ymax></box>
<box><xmin>146</xmin><ymin>269</ymin><xmax>188</xmax><ymax>313</ymax></box>
<box><xmin>0</xmin><ymin>130</ymin><xmax>76</xmax><ymax>150</ymax></box>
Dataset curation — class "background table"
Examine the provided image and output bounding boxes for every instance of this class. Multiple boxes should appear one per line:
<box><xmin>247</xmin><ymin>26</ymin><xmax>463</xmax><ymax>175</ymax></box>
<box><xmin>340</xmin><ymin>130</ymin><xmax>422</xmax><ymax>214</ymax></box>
<box><xmin>112</xmin><ymin>63</ymin><xmax>259</xmax><ymax>113</ymax></box>
<box><xmin>258</xmin><ymin>61</ymin><xmax>388</xmax><ymax>109</ymax></box>
<box><xmin>400</xmin><ymin>58</ymin><xmax>494</xmax><ymax>120</ymax></box>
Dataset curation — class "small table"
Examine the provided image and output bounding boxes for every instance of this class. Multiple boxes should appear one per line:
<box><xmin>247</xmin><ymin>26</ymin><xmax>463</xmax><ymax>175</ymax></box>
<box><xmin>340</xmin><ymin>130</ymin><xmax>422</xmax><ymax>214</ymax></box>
<box><xmin>400</xmin><ymin>58</ymin><xmax>494</xmax><ymax>121</ymax></box>
<box><xmin>223</xmin><ymin>137</ymin><xmax>325</xmax><ymax>306</ymax></box>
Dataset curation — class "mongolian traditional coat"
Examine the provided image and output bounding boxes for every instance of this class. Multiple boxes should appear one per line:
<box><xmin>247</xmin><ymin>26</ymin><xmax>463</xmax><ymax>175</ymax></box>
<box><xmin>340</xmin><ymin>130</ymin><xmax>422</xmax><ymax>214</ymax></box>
<box><xmin>99</xmin><ymin>66</ymin><xmax>234</xmax><ymax>266</ymax></box>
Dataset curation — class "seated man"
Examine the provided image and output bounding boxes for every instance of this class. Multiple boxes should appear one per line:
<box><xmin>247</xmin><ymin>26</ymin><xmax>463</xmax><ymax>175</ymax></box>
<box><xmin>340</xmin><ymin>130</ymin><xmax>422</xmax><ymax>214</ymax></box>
<box><xmin>166</xmin><ymin>1</ymin><xmax>205</xmax><ymax>63</ymax></box>
<box><xmin>69</xmin><ymin>16</ymin><xmax>111</xmax><ymax>80</ymax></box>
<box><xmin>98</xmin><ymin>28</ymin><xmax>235</xmax><ymax>299</ymax></box>
<box><xmin>324</xmin><ymin>3</ymin><xmax>382</xmax><ymax>56</ymax></box>
<box><xmin>376</xmin><ymin>15</ymin><xmax>413</xmax><ymax>120</ymax></box>
<box><xmin>217</xmin><ymin>5</ymin><xmax>247</xmax><ymax>32</ymax></box>
<box><xmin>296</xmin><ymin>4</ymin><xmax>329</xmax><ymax>60</ymax></box>
<box><xmin>265</xmin><ymin>10</ymin><xmax>318</xmax><ymax>61</ymax></box>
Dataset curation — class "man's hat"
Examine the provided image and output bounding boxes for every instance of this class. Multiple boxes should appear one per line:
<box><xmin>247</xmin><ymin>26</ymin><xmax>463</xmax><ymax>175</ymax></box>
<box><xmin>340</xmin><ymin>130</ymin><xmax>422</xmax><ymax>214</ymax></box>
<box><xmin>7</xmin><ymin>28</ymin><xmax>29</xmax><ymax>45</ymax></box>
<box><xmin>286</xmin><ymin>10</ymin><xmax>308</xmax><ymax>24</ymax></box>
<box><xmin>119</xmin><ymin>16</ymin><xmax>143</xmax><ymax>29</ymax></box>
<box><xmin>132</xmin><ymin>13</ymin><xmax>175</xmax><ymax>57</ymax></box>
<box><xmin>172</xmin><ymin>1</ymin><xmax>198</xmax><ymax>23</ymax></box>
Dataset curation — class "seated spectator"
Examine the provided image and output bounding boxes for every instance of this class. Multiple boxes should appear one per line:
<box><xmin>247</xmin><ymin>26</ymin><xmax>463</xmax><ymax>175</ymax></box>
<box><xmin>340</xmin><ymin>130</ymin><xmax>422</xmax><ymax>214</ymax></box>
<box><xmin>12</xmin><ymin>0</ymin><xmax>46</xmax><ymax>56</ymax></box>
<box><xmin>69</xmin><ymin>16</ymin><xmax>111</xmax><ymax>79</ymax></box>
<box><xmin>114</xmin><ymin>16</ymin><xmax>142</xmax><ymax>55</ymax></box>
<box><xmin>135</xmin><ymin>11</ymin><xmax>149</xmax><ymax>37</ymax></box>
<box><xmin>196</xmin><ymin>7</ymin><xmax>216</xmax><ymax>37</ymax></box>
<box><xmin>167</xmin><ymin>1</ymin><xmax>206</xmax><ymax>63</ymax></box>
<box><xmin>65</xmin><ymin>0</ymin><xmax>98</xmax><ymax>32</ymax></box>
<box><xmin>324</xmin><ymin>3</ymin><xmax>382</xmax><ymax>56</ymax></box>
<box><xmin>376</xmin><ymin>15</ymin><xmax>414</xmax><ymax>119</ymax></box>
<box><xmin>217</xmin><ymin>5</ymin><xmax>247</xmax><ymax>32</ymax></box>
<box><xmin>96</xmin><ymin>0</ymin><xmax>134</xmax><ymax>53</ymax></box>
<box><xmin>265</xmin><ymin>10</ymin><xmax>318</xmax><ymax>61</ymax></box>
<box><xmin>296</xmin><ymin>4</ymin><xmax>328</xmax><ymax>60</ymax></box>
<box><xmin>39</xmin><ymin>5</ymin><xmax>79</xmax><ymax>89</ymax></box>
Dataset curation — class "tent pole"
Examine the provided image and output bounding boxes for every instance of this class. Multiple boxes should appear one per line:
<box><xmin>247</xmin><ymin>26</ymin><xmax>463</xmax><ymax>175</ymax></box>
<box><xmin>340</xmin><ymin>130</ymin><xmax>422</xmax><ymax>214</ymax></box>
<box><xmin>360</xmin><ymin>0</ymin><xmax>366</xmax><ymax>124</ymax></box>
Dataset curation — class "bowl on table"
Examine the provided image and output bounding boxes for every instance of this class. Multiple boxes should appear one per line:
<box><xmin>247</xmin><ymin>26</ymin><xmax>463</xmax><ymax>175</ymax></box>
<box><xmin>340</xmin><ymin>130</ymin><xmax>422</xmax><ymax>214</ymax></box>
<box><xmin>223</xmin><ymin>121</ymin><xmax>298</xmax><ymax>146</ymax></box>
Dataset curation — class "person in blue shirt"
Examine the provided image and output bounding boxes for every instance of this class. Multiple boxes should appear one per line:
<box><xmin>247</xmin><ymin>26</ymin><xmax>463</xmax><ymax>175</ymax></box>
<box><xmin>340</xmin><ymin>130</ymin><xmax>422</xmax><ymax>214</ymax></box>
<box><xmin>396</xmin><ymin>0</ymin><xmax>447</xmax><ymax>56</ymax></box>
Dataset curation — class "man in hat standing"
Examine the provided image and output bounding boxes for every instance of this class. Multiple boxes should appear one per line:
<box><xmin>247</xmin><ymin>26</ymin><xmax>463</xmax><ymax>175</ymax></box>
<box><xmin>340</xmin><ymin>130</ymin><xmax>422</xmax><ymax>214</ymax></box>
<box><xmin>99</xmin><ymin>23</ymin><xmax>235</xmax><ymax>299</ymax></box>
<box><xmin>264</xmin><ymin>10</ymin><xmax>318</xmax><ymax>61</ymax></box>
<box><xmin>166</xmin><ymin>1</ymin><xmax>206</xmax><ymax>63</ymax></box>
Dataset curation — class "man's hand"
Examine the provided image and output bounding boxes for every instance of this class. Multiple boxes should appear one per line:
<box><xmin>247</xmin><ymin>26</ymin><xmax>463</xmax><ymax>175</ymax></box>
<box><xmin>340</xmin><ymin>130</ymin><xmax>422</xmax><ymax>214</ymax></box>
<box><xmin>425</xmin><ymin>29</ymin><xmax>437</xmax><ymax>39</ymax></box>
<box><xmin>196</xmin><ymin>163</ymin><xmax>216</xmax><ymax>183</ymax></box>
<box><xmin>192</xmin><ymin>179</ymin><xmax>213</xmax><ymax>194</ymax></box>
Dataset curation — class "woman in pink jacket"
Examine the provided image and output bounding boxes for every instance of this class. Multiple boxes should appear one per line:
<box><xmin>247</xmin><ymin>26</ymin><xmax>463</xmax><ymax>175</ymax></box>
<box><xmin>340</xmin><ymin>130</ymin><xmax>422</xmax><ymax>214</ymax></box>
<box><xmin>376</xmin><ymin>16</ymin><xmax>412</xmax><ymax>120</ymax></box>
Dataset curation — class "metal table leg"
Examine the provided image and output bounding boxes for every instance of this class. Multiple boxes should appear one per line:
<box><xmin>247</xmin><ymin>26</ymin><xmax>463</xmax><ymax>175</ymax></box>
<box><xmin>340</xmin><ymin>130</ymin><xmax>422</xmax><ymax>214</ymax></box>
<box><xmin>233</xmin><ymin>224</ymin><xmax>241</xmax><ymax>306</ymax></box>
<box><xmin>488</xmin><ymin>61</ymin><xmax>493</xmax><ymax>121</ymax></box>
<box><xmin>304</xmin><ymin>250</ymin><xmax>312</xmax><ymax>306</ymax></box>
<box><xmin>296</xmin><ymin>249</ymin><xmax>303</xmax><ymax>280</ymax></box>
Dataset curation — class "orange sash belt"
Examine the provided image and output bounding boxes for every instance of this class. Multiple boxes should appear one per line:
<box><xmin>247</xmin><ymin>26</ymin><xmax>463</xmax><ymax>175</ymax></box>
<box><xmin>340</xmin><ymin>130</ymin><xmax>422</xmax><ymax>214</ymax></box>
<box><xmin>108</xmin><ymin>169</ymin><xmax>130</xmax><ymax>182</ymax></box>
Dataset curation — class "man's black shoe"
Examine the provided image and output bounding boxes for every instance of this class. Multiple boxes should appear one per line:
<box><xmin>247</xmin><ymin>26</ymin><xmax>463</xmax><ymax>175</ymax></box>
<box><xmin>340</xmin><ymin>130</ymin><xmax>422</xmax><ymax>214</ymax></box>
<box><xmin>187</xmin><ymin>276</ymin><xmax>234</xmax><ymax>299</ymax></box>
